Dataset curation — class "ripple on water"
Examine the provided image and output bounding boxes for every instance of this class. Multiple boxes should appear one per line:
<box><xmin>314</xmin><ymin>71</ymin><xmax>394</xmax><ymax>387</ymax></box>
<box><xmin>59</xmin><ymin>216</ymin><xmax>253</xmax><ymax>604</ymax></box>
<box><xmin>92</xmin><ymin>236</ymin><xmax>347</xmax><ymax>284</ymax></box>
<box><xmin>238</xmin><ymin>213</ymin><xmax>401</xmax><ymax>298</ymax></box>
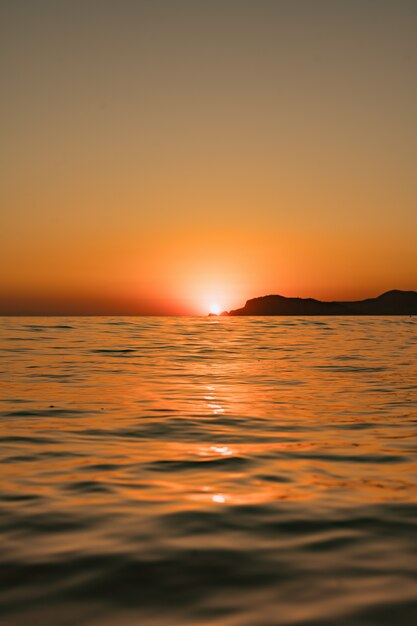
<box><xmin>0</xmin><ymin>316</ymin><xmax>416</xmax><ymax>625</ymax></box>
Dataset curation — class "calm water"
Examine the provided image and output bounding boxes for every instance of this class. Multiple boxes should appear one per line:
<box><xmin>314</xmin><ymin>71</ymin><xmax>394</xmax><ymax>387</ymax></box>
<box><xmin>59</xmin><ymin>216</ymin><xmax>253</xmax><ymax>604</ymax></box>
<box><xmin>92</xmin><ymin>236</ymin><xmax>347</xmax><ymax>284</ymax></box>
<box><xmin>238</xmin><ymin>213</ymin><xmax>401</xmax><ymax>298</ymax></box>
<box><xmin>0</xmin><ymin>316</ymin><xmax>416</xmax><ymax>625</ymax></box>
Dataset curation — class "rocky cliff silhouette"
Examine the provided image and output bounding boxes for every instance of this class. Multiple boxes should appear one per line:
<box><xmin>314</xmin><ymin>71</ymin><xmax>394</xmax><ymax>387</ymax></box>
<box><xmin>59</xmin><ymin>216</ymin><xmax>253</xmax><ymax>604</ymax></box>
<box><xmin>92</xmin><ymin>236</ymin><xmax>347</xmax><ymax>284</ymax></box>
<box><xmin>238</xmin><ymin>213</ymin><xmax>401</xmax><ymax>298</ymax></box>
<box><xmin>223</xmin><ymin>290</ymin><xmax>417</xmax><ymax>316</ymax></box>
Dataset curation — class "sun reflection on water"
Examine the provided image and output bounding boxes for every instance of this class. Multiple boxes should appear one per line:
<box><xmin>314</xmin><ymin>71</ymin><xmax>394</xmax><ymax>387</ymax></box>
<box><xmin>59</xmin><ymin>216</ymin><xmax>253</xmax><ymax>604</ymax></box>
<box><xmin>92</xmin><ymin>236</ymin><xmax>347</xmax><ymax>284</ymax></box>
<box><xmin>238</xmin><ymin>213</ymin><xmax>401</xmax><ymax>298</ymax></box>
<box><xmin>1</xmin><ymin>317</ymin><xmax>417</xmax><ymax>624</ymax></box>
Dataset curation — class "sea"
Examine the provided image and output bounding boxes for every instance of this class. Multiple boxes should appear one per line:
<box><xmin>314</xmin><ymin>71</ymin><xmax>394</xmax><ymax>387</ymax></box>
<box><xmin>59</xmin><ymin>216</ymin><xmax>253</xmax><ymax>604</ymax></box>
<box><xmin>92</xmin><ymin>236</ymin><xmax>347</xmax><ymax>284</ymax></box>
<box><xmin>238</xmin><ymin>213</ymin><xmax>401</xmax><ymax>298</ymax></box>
<box><xmin>0</xmin><ymin>316</ymin><xmax>416</xmax><ymax>625</ymax></box>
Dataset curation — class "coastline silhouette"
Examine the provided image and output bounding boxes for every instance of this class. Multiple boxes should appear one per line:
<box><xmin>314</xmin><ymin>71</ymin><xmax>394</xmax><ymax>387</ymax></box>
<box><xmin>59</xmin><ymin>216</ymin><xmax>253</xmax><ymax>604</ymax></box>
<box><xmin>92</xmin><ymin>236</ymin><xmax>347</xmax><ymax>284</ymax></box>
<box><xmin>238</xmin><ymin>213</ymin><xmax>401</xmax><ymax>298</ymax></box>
<box><xmin>219</xmin><ymin>290</ymin><xmax>417</xmax><ymax>316</ymax></box>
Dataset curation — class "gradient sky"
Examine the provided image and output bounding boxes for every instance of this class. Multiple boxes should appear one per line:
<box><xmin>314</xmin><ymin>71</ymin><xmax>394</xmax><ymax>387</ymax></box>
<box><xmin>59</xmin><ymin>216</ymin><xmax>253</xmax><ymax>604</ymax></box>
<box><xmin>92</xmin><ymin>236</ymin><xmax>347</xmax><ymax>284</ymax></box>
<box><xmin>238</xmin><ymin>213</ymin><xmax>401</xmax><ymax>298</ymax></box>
<box><xmin>1</xmin><ymin>0</ymin><xmax>417</xmax><ymax>315</ymax></box>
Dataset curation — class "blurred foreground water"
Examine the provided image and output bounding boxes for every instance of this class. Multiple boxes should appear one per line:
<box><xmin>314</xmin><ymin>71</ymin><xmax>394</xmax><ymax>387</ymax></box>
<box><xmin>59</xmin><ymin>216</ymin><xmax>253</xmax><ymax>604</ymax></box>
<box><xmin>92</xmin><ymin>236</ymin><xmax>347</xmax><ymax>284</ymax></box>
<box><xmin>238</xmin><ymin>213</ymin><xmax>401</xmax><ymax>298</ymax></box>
<box><xmin>0</xmin><ymin>316</ymin><xmax>416</xmax><ymax>625</ymax></box>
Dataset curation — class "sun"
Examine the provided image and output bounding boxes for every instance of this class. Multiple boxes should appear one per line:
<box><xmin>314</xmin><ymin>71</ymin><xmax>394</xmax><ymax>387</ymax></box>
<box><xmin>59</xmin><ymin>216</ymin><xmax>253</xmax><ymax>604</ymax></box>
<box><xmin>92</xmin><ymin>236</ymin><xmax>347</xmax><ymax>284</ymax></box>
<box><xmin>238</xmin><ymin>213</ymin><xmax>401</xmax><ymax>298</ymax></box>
<box><xmin>209</xmin><ymin>303</ymin><xmax>221</xmax><ymax>316</ymax></box>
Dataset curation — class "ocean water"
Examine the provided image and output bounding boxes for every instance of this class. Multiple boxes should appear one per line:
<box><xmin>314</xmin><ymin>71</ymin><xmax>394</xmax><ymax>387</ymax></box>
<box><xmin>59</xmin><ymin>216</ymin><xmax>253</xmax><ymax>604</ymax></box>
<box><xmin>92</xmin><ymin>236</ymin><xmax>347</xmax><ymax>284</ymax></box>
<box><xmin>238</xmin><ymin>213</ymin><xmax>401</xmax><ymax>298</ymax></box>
<box><xmin>0</xmin><ymin>316</ymin><xmax>416</xmax><ymax>626</ymax></box>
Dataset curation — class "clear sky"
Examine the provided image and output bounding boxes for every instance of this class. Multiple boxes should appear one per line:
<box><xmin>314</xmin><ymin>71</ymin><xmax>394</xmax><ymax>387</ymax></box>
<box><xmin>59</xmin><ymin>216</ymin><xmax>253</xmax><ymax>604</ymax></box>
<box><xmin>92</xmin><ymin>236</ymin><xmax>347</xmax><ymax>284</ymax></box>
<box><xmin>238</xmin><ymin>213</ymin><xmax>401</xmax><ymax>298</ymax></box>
<box><xmin>1</xmin><ymin>0</ymin><xmax>416</xmax><ymax>314</ymax></box>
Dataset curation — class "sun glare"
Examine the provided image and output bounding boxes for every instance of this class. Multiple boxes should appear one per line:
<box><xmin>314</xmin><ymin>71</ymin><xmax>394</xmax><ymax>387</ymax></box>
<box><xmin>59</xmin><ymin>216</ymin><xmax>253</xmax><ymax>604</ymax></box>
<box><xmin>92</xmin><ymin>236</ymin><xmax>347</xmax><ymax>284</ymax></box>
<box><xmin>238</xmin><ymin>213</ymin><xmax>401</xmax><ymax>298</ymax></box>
<box><xmin>209</xmin><ymin>304</ymin><xmax>221</xmax><ymax>316</ymax></box>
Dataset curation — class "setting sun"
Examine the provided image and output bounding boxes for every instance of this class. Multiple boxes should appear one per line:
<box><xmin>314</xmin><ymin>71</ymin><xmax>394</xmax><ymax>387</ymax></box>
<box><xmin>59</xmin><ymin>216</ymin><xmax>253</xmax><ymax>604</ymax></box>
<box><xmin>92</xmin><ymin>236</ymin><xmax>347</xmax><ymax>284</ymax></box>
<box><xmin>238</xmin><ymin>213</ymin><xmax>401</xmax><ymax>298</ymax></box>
<box><xmin>1</xmin><ymin>2</ymin><xmax>417</xmax><ymax>625</ymax></box>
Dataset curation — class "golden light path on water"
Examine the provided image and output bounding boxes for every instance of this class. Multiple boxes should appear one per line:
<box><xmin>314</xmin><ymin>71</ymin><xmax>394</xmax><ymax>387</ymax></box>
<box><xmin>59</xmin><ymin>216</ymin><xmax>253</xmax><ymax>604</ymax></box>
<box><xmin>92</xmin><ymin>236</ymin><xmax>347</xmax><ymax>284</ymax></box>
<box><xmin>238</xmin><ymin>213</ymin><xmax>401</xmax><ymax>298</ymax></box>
<box><xmin>0</xmin><ymin>315</ymin><xmax>416</xmax><ymax>625</ymax></box>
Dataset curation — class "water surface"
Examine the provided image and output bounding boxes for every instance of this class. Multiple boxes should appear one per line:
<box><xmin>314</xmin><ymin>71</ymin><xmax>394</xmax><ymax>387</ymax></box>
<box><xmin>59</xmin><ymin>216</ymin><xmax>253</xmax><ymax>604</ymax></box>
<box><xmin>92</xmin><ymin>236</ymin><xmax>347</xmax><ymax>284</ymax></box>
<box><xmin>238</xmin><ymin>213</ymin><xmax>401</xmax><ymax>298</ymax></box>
<box><xmin>0</xmin><ymin>316</ymin><xmax>416</xmax><ymax>625</ymax></box>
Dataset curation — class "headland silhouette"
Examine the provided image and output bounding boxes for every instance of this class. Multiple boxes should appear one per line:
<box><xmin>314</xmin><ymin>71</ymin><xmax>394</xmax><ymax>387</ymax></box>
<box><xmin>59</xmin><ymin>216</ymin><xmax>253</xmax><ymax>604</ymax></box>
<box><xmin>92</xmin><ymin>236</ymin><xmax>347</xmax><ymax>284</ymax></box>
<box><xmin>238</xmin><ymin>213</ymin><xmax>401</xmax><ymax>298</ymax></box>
<box><xmin>218</xmin><ymin>290</ymin><xmax>417</xmax><ymax>316</ymax></box>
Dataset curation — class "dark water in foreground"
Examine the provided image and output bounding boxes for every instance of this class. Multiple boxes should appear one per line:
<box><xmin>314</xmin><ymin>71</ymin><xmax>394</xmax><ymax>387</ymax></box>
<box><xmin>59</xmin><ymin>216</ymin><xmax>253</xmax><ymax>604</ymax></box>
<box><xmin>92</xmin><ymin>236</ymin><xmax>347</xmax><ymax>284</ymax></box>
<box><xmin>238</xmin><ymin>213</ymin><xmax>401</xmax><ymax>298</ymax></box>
<box><xmin>0</xmin><ymin>316</ymin><xmax>416</xmax><ymax>625</ymax></box>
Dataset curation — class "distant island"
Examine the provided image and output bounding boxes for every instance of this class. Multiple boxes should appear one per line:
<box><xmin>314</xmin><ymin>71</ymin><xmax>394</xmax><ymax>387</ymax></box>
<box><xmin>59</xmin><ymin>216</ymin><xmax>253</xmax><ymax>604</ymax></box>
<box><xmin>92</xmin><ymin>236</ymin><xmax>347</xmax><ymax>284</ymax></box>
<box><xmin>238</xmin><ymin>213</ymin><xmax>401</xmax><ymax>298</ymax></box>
<box><xmin>218</xmin><ymin>290</ymin><xmax>417</xmax><ymax>316</ymax></box>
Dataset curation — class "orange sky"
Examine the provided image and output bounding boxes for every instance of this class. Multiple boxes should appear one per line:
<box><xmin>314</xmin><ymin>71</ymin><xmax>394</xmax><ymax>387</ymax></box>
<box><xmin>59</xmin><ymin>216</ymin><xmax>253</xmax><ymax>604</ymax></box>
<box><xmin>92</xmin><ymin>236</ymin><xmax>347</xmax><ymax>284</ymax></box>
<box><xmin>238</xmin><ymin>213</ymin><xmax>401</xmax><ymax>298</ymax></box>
<box><xmin>1</xmin><ymin>0</ymin><xmax>417</xmax><ymax>315</ymax></box>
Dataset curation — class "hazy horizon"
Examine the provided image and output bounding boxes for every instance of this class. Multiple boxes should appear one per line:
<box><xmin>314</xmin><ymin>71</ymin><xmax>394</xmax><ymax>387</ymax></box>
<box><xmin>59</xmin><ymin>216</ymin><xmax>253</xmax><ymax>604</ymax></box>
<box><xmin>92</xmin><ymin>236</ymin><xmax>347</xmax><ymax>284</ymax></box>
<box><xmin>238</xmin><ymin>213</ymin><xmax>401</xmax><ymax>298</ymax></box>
<box><xmin>0</xmin><ymin>287</ymin><xmax>415</xmax><ymax>317</ymax></box>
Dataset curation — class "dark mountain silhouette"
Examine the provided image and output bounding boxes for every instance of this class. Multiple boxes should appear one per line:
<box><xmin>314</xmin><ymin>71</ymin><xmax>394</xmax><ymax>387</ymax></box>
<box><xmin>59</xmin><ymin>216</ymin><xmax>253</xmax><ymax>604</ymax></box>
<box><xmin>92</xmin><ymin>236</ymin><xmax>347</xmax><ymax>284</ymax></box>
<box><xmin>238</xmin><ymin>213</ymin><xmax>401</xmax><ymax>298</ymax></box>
<box><xmin>222</xmin><ymin>290</ymin><xmax>417</xmax><ymax>316</ymax></box>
